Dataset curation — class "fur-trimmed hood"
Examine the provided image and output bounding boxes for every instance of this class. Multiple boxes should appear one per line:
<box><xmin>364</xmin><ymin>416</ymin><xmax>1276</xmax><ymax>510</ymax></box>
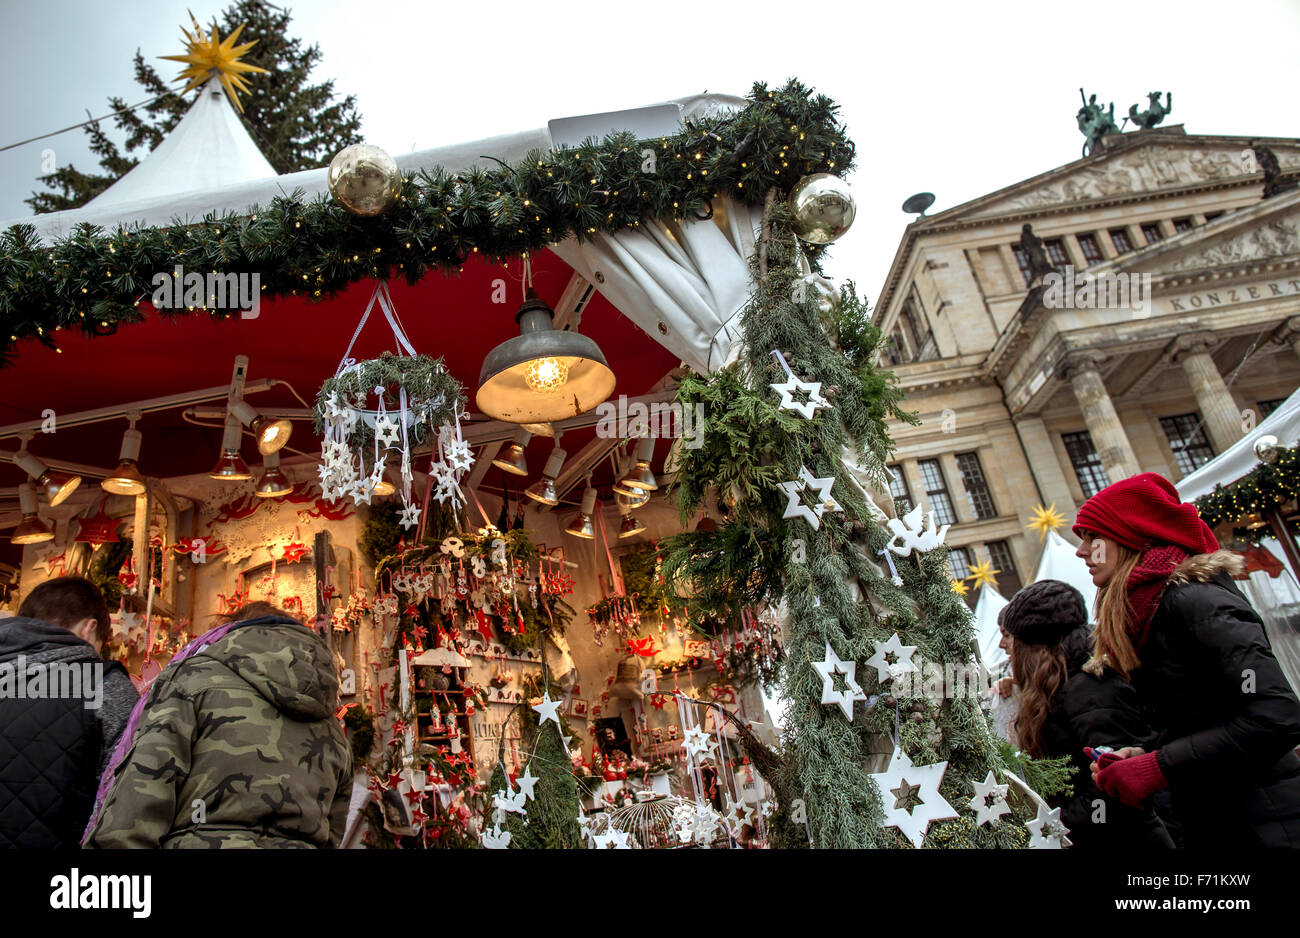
<box><xmin>1167</xmin><ymin>549</ymin><xmax>1246</xmax><ymax>585</ymax></box>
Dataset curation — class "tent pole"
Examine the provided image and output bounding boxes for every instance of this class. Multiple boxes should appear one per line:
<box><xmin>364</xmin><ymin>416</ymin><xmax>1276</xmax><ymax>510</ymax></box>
<box><xmin>1267</xmin><ymin>507</ymin><xmax>1300</xmax><ymax>584</ymax></box>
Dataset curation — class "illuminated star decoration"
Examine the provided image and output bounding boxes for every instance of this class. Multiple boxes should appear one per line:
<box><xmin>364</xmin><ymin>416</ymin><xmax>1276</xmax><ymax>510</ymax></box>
<box><xmin>966</xmin><ymin>559</ymin><xmax>1000</xmax><ymax>590</ymax></box>
<box><xmin>1026</xmin><ymin>502</ymin><xmax>1068</xmax><ymax>540</ymax></box>
<box><xmin>968</xmin><ymin>770</ymin><xmax>1011</xmax><ymax>827</ymax></box>
<box><xmin>160</xmin><ymin>14</ymin><xmax>269</xmax><ymax>112</ymax></box>
<box><xmin>1026</xmin><ymin>802</ymin><xmax>1072</xmax><ymax>849</ymax></box>
<box><xmin>863</xmin><ymin>632</ymin><xmax>919</xmax><ymax>684</ymax></box>
<box><xmin>532</xmin><ymin>691</ymin><xmax>562</xmax><ymax>727</ymax></box>
<box><xmin>776</xmin><ymin>466</ymin><xmax>842</xmax><ymax>531</ymax></box>
<box><xmin>950</xmin><ymin>578</ymin><xmax>969</xmax><ymax>597</ymax></box>
<box><xmin>811</xmin><ymin>641</ymin><xmax>867</xmax><ymax>720</ymax></box>
<box><xmin>868</xmin><ymin>748</ymin><xmax>959</xmax><ymax>848</ymax></box>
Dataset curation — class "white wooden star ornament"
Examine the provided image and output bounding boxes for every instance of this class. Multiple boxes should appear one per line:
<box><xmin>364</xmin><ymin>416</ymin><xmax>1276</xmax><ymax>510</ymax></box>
<box><xmin>682</xmin><ymin>726</ymin><xmax>717</xmax><ymax>761</ymax></box>
<box><xmin>1026</xmin><ymin>802</ymin><xmax>1072</xmax><ymax>849</ymax></box>
<box><xmin>868</xmin><ymin>748</ymin><xmax>959</xmax><ymax>848</ymax></box>
<box><xmin>811</xmin><ymin>641</ymin><xmax>867</xmax><ymax>719</ymax></box>
<box><xmin>968</xmin><ymin>770</ymin><xmax>1011</xmax><ymax>827</ymax></box>
<box><xmin>374</xmin><ymin>415</ymin><xmax>402</xmax><ymax>449</ymax></box>
<box><xmin>398</xmin><ymin>502</ymin><xmax>421</xmax><ymax>530</ymax></box>
<box><xmin>777</xmin><ymin>466</ymin><xmax>843</xmax><ymax>531</ymax></box>
<box><xmin>864</xmin><ymin>632</ymin><xmax>919</xmax><ymax>683</ymax></box>
<box><xmin>514</xmin><ymin>767</ymin><xmax>539</xmax><ymax>802</ymax></box>
<box><xmin>532</xmin><ymin>691</ymin><xmax>562</xmax><ymax>727</ymax></box>
<box><xmin>769</xmin><ymin>348</ymin><xmax>831</xmax><ymax>420</ymax></box>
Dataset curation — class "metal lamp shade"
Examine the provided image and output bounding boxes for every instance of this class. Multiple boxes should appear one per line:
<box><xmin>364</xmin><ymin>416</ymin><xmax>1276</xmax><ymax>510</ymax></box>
<box><xmin>14</xmin><ymin>449</ymin><xmax>81</xmax><ymax>507</ymax></box>
<box><xmin>491</xmin><ymin>430</ymin><xmax>531</xmax><ymax>476</ymax></box>
<box><xmin>476</xmin><ymin>296</ymin><xmax>616</xmax><ymax>423</ymax></box>
<box><xmin>12</xmin><ymin>483</ymin><xmax>53</xmax><ymax>544</ymax></box>
<box><xmin>618</xmin><ymin>512</ymin><xmax>646</xmax><ymax>538</ymax></box>
<box><xmin>566</xmin><ymin>486</ymin><xmax>598</xmax><ymax>538</ymax></box>
<box><xmin>524</xmin><ymin>445</ymin><xmax>566</xmax><ymax>506</ymax></box>
<box><xmin>230</xmin><ymin>398</ymin><xmax>292</xmax><ymax>455</ymax></box>
<box><xmin>254</xmin><ymin>455</ymin><xmax>292</xmax><ymax>498</ymax></box>
<box><xmin>210</xmin><ymin>416</ymin><xmax>252</xmax><ymax>480</ymax></box>
<box><xmin>102</xmin><ymin>428</ymin><xmax>146</xmax><ymax>496</ymax></box>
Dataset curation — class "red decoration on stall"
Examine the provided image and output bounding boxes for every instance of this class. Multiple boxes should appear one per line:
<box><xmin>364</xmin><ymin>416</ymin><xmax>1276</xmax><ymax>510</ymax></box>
<box><xmin>75</xmin><ymin>503</ymin><xmax>121</xmax><ymax>544</ymax></box>
<box><xmin>212</xmin><ymin>494</ymin><xmax>261</xmax><ymax>526</ymax></box>
<box><xmin>281</xmin><ymin>541</ymin><xmax>310</xmax><ymax>564</ymax></box>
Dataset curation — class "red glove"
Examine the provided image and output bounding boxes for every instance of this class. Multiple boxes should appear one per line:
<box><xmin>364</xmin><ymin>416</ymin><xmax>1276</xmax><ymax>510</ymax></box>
<box><xmin>1093</xmin><ymin>751</ymin><xmax>1168</xmax><ymax>809</ymax></box>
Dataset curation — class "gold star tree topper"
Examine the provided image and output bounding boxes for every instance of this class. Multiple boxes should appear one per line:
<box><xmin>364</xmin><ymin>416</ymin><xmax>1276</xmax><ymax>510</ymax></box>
<box><xmin>966</xmin><ymin>559</ymin><xmax>1000</xmax><ymax>590</ymax></box>
<box><xmin>160</xmin><ymin>12</ymin><xmax>268</xmax><ymax>112</ymax></box>
<box><xmin>1026</xmin><ymin>502</ymin><xmax>1067</xmax><ymax>541</ymax></box>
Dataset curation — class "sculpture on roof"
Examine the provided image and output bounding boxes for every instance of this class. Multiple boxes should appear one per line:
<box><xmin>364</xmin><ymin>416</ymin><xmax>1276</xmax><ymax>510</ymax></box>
<box><xmin>1018</xmin><ymin>224</ymin><xmax>1057</xmax><ymax>283</ymax></box>
<box><xmin>1077</xmin><ymin>89</ymin><xmax>1119</xmax><ymax>157</ymax></box>
<box><xmin>1128</xmin><ymin>91</ymin><xmax>1172</xmax><ymax>130</ymax></box>
<box><xmin>1251</xmin><ymin>143</ymin><xmax>1300</xmax><ymax>199</ymax></box>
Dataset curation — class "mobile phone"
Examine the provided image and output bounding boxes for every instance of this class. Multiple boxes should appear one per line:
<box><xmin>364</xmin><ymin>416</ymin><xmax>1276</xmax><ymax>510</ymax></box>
<box><xmin>1088</xmin><ymin>745</ymin><xmax>1115</xmax><ymax>762</ymax></box>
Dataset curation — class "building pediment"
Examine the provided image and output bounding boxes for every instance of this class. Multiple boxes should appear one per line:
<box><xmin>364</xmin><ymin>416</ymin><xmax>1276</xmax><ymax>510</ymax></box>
<box><xmin>931</xmin><ymin>132</ymin><xmax>1300</xmax><ymax>225</ymax></box>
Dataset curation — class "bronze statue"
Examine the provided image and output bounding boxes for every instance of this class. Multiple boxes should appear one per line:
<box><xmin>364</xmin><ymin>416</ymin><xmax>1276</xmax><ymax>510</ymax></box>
<box><xmin>1251</xmin><ymin>143</ymin><xmax>1299</xmax><ymax>198</ymax></box>
<box><xmin>1019</xmin><ymin>224</ymin><xmax>1057</xmax><ymax>283</ymax></box>
<box><xmin>1077</xmin><ymin>89</ymin><xmax>1119</xmax><ymax>157</ymax></box>
<box><xmin>1128</xmin><ymin>91</ymin><xmax>1172</xmax><ymax>130</ymax></box>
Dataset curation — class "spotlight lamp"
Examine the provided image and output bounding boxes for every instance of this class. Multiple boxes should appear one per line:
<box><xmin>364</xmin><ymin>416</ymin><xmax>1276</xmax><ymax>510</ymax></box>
<box><xmin>13</xmin><ymin>447</ymin><xmax>81</xmax><ymax>507</ymax></box>
<box><xmin>617</xmin><ymin>436</ymin><xmax>658</xmax><ymax>492</ymax></box>
<box><xmin>491</xmin><ymin>429</ymin><xmax>531</xmax><ymax>476</ymax></box>
<box><xmin>254</xmin><ymin>449</ymin><xmax>292</xmax><ymax>498</ymax></box>
<box><xmin>12</xmin><ymin>482</ymin><xmax>55</xmax><ymax>544</ymax></box>
<box><xmin>209</xmin><ymin>415</ymin><xmax>252</xmax><ymax>481</ymax></box>
<box><xmin>565</xmin><ymin>481</ymin><xmax>598</xmax><ymax>539</ymax></box>
<box><xmin>102</xmin><ymin>416</ymin><xmax>147</xmax><ymax>496</ymax></box>
<box><xmin>524</xmin><ymin>439</ymin><xmax>567</xmax><ymax>506</ymax></box>
<box><xmin>229</xmin><ymin>398</ymin><xmax>293</xmax><ymax>455</ymax></box>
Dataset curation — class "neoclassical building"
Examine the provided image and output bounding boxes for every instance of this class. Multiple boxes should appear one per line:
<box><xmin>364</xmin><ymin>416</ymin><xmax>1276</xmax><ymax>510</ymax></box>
<box><xmin>873</xmin><ymin>123</ymin><xmax>1300</xmax><ymax>596</ymax></box>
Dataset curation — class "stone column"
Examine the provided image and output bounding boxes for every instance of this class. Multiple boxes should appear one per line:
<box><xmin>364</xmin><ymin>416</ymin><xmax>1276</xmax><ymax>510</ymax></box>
<box><xmin>1170</xmin><ymin>333</ymin><xmax>1243</xmax><ymax>455</ymax></box>
<box><xmin>1012</xmin><ymin>415</ymin><xmax>1078</xmax><ymax>512</ymax></box>
<box><xmin>1059</xmin><ymin>353</ymin><xmax>1141</xmax><ymax>483</ymax></box>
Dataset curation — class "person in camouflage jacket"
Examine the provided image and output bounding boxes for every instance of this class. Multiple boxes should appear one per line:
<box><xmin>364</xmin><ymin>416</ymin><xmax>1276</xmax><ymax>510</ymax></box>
<box><xmin>85</xmin><ymin>604</ymin><xmax>353</xmax><ymax>848</ymax></box>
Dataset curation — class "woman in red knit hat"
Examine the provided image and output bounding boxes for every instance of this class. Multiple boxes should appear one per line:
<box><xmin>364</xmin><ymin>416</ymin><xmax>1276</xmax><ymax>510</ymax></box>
<box><xmin>1073</xmin><ymin>472</ymin><xmax>1300</xmax><ymax>848</ymax></box>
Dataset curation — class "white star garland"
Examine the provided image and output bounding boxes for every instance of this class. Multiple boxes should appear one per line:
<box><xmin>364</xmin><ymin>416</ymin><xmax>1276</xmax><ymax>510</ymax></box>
<box><xmin>398</xmin><ymin>502</ymin><xmax>421</xmax><ymax>530</ymax></box>
<box><xmin>868</xmin><ymin>748</ymin><xmax>959</xmax><ymax>848</ymax></box>
<box><xmin>374</xmin><ymin>415</ymin><xmax>402</xmax><ymax>449</ymax></box>
<box><xmin>811</xmin><ymin>641</ymin><xmax>867</xmax><ymax>720</ymax></box>
<box><xmin>777</xmin><ymin>466</ymin><xmax>842</xmax><ymax>531</ymax></box>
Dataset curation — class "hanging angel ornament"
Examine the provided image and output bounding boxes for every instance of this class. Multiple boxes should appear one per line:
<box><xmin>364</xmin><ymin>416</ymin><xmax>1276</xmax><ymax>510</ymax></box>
<box><xmin>884</xmin><ymin>504</ymin><xmax>950</xmax><ymax>557</ymax></box>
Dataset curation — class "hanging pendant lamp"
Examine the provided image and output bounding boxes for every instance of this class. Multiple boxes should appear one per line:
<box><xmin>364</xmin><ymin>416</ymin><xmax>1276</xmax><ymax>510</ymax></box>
<box><xmin>102</xmin><ymin>417</ymin><xmax>147</xmax><ymax>496</ymax></box>
<box><xmin>476</xmin><ymin>262</ymin><xmax>616</xmax><ymax>423</ymax></box>
<box><xmin>254</xmin><ymin>450</ymin><xmax>293</xmax><ymax>498</ymax></box>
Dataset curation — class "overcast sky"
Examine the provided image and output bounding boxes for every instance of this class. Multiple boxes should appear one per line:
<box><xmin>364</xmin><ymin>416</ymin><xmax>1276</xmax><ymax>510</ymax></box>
<box><xmin>1</xmin><ymin>0</ymin><xmax>1297</xmax><ymax>300</ymax></box>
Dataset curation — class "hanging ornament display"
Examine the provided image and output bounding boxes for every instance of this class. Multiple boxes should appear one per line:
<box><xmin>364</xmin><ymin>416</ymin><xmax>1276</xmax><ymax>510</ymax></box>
<box><xmin>481</xmin><ymin>825</ymin><xmax>511</xmax><ymax>849</ymax></box>
<box><xmin>768</xmin><ymin>349</ymin><xmax>831</xmax><ymax>420</ymax></box>
<box><xmin>328</xmin><ymin>143</ymin><xmax>403</xmax><ymax>216</ymax></box>
<box><xmin>315</xmin><ymin>282</ymin><xmax>466</xmax><ymax>530</ymax></box>
<box><xmin>776</xmin><ymin>466</ymin><xmax>843</xmax><ymax>530</ymax></box>
<box><xmin>787</xmin><ymin>173</ymin><xmax>856</xmax><ymax>244</ymax></box>
<box><xmin>811</xmin><ymin>641</ymin><xmax>868</xmax><ymax>719</ymax></box>
<box><xmin>967</xmin><ymin>770</ymin><xmax>1011</xmax><ymax>827</ymax></box>
<box><xmin>868</xmin><ymin>748</ymin><xmax>959</xmax><ymax>848</ymax></box>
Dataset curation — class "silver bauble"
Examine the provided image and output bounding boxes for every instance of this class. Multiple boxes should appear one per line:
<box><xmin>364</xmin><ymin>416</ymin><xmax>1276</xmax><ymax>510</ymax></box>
<box><xmin>1254</xmin><ymin>433</ymin><xmax>1280</xmax><ymax>464</ymax></box>
<box><xmin>788</xmin><ymin>173</ymin><xmax>856</xmax><ymax>244</ymax></box>
<box><xmin>810</xmin><ymin>276</ymin><xmax>841</xmax><ymax>316</ymax></box>
<box><xmin>329</xmin><ymin>143</ymin><xmax>402</xmax><ymax>216</ymax></box>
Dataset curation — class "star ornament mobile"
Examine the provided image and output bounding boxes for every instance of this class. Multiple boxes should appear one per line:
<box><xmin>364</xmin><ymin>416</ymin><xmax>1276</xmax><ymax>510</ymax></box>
<box><xmin>160</xmin><ymin>14</ymin><xmax>269</xmax><ymax>112</ymax></box>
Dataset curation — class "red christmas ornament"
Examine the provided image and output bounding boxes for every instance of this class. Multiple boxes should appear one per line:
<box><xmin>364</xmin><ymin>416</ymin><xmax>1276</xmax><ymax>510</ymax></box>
<box><xmin>281</xmin><ymin>541</ymin><xmax>310</xmax><ymax>564</ymax></box>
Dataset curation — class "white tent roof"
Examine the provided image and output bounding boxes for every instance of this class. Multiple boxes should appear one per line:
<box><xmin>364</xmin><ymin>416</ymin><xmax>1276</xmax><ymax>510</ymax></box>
<box><xmin>1032</xmin><ymin>529</ymin><xmax>1098</xmax><ymax>619</ymax></box>
<box><xmin>972</xmin><ymin>582</ymin><xmax>1009</xmax><ymax>673</ymax></box>
<box><xmin>3</xmin><ymin>90</ymin><xmax>746</xmax><ymax>244</ymax></box>
<box><xmin>1177</xmin><ymin>386</ymin><xmax>1300</xmax><ymax>502</ymax></box>
<box><xmin>84</xmin><ymin>76</ymin><xmax>276</xmax><ymax>212</ymax></box>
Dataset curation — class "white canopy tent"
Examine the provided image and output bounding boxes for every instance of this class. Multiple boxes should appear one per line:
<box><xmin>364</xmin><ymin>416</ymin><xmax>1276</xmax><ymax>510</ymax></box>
<box><xmin>1032</xmin><ymin>530</ymin><xmax>1097</xmax><ymax>618</ymax></box>
<box><xmin>972</xmin><ymin>582</ymin><xmax>1009</xmax><ymax>674</ymax></box>
<box><xmin>1177</xmin><ymin>387</ymin><xmax>1300</xmax><ymax>502</ymax></box>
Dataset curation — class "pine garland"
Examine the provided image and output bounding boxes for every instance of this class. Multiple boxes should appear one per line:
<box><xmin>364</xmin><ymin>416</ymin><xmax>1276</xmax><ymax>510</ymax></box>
<box><xmin>314</xmin><ymin>351</ymin><xmax>465</xmax><ymax>446</ymax></box>
<box><xmin>0</xmin><ymin>79</ymin><xmax>853</xmax><ymax>365</ymax></box>
<box><xmin>1194</xmin><ymin>444</ymin><xmax>1300</xmax><ymax>527</ymax></box>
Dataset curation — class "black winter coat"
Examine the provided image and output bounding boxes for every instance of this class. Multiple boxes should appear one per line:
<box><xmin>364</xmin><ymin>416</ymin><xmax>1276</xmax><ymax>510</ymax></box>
<box><xmin>1128</xmin><ymin>550</ymin><xmax>1300</xmax><ymax>848</ymax></box>
<box><xmin>1039</xmin><ymin>626</ymin><xmax>1174</xmax><ymax>848</ymax></box>
<box><xmin>0</xmin><ymin>617</ymin><xmax>136</xmax><ymax>848</ymax></box>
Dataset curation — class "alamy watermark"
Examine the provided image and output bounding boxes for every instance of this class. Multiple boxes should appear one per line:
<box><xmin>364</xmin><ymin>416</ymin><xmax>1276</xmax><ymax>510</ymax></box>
<box><xmin>1042</xmin><ymin>265</ymin><xmax>1152</xmax><ymax>317</ymax></box>
<box><xmin>151</xmin><ymin>263</ymin><xmax>260</xmax><ymax>319</ymax></box>
<box><xmin>50</xmin><ymin>869</ymin><xmax>151</xmax><ymax>918</ymax></box>
<box><xmin>594</xmin><ymin>395</ymin><xmax>705</xmax><ymax>450</ymax></box>
<box><xmin>0</xmin><ymin>657</ymin><xmax>103</xmax><ymax>709</ymax></box>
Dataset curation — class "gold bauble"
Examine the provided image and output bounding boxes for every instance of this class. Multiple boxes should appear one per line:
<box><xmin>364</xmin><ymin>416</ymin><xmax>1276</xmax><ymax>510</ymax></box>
<box><xmin>788</xmin><ymin>173</ymin><xmax>856</xmax><ymax>244</ymax></box>
<box><xmin>328</xmin><ymin>143</ymin><xmax>402</xmax><ymax>216</ymax></box>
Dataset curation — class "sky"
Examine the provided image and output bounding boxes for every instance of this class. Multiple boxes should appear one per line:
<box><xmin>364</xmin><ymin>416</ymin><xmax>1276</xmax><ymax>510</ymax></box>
<box><xmin>1</xmin><ymin>0</ymin><xmax>1298</xmax><ymax>303</ymax></box>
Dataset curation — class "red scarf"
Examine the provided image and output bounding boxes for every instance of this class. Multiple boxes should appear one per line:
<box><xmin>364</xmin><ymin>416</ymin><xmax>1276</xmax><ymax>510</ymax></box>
<box><xmin>1124</xmin><ymin>544</ymin><xmax>1190</xmax><ymax>652</ymax></box>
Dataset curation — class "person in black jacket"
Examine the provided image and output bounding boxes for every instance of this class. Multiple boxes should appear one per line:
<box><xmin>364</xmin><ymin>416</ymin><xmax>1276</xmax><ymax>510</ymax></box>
<box><xmin>1074</xmin><ymin>473</ymin><xmax>1300</xmax><ymax>848</ymax></box>
<box><xmin>0</xmin><ymin>577</ymin><xmax>138</xmax><ymax>848</ymax></box>
<box><xmin>998</xmin><ymin>578</ymin><xmax>1173</xmax><ymax>848</ymax></box>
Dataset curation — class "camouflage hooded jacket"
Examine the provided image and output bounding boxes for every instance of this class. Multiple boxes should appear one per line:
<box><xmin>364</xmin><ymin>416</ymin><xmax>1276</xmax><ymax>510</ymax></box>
<box><xmin>86</xmin><ymin>616</ymin><xmax>352</xmax><ymax>848</ymax></box>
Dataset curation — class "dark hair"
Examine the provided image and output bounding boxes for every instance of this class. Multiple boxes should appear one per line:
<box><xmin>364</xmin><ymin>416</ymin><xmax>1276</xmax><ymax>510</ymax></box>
<box><xmin>217</xmin><ymin>600</ymin><xmax>299</xmax><ymax>625</ymax></box>
<box><xmin>18</xmin><ymin>576</ymin><xmax>111</xmax><ymax>646</ymax></box>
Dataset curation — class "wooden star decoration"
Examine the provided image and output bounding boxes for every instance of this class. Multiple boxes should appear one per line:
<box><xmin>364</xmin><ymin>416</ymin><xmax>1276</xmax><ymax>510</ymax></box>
<box><xmin>398</xmin><ymin>502</ymin><xmax>421</xmax><ymax>530</ymax></box>
<box><xmin>776</xmin><ymin>466</ymin><xmax>842</xmax><ymax>531</ymax></box>
<box><xmin>1026</xmin><ymin>502</ymin><xmax>1068</xmax><ymax>540</ymax></box>
<box><xmin>1026</xmin><ymin>801</ymin><xmax>1072</xmax><ymax>849</ymax></box>
<box><xmin>968</xmin><ymin>770</ymin><xmax>1011</xmax><ymax>827</ymax></box>
<box><xmin>864</xmin><ymin>632</ymin><xmax>919</xmax><ymax>684</ymax></box>
<box><xmin>374</xmin><ymin>415</ymin><xmax>403</xmax><ymax>450</ymax></box>
<box><xmin>811</xmin><ymin>640</ymin><xmax>867</xmax><ymax>719</ymax></box>
<box><xmin>770</xmin><ymin>372</ymin><xmax>830</xmax><ymax>420</ymax></box>
<box><xmin>868</xmin><ymin>748</ymin><xmax>958</xmax><ymax>848</ymax></box>
<box><xmin>531</xmin><ymin>691</ymin><xmax>562</xmax><ymax>727</ymax></box>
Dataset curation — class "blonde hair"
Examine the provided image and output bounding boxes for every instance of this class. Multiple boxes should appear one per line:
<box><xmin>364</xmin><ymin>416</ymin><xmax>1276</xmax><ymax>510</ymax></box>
<box><xmin>1091</xmin><ymin>542</ymin><xmax>1143</xmax><ymax>679</ymax></box>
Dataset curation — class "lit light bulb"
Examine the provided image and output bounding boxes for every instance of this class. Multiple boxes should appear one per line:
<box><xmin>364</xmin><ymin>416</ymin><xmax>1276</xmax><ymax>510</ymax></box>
<box><xmin>524</xmin><ymin>357</ymin><xmax>569</xmax><ymax>393</ymax></box>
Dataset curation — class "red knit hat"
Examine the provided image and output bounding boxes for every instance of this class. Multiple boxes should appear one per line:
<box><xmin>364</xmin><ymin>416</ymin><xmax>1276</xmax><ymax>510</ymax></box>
<box><xmin>1072</xmin><ymin>472</ymin><xmax>1219</xmax><ymax>554</ymax></box>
